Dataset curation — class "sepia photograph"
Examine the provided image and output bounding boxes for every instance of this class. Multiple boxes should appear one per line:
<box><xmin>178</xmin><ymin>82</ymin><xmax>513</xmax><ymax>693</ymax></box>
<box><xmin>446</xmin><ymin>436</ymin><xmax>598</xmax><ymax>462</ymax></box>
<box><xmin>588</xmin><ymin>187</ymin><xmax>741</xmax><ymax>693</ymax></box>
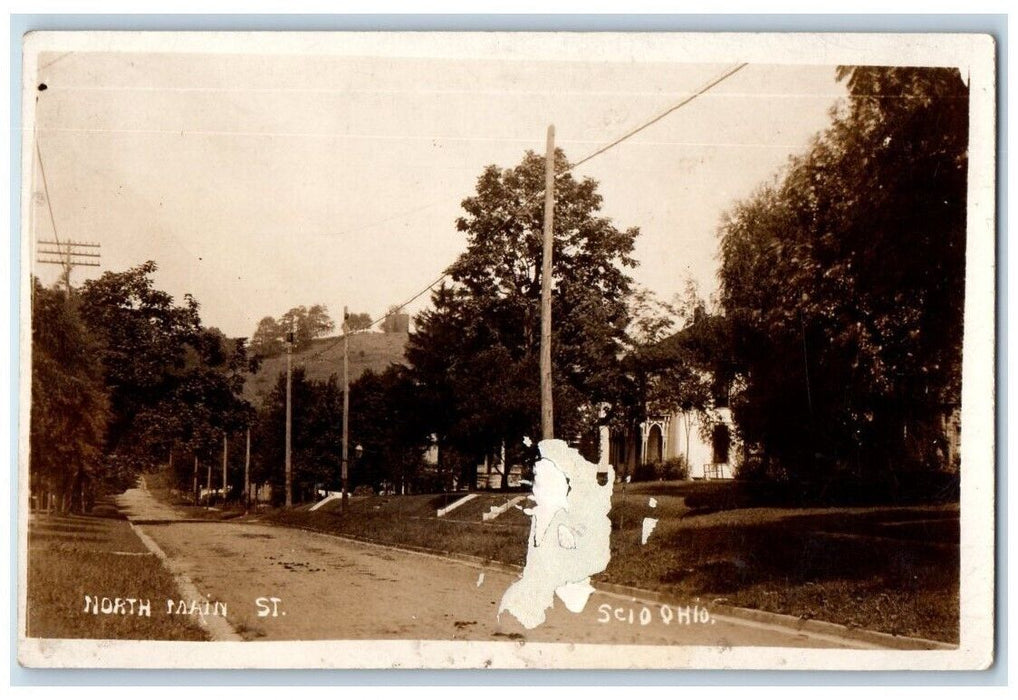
<box><xmin>16</xmin><ymin>30</ymin><xmax>996</xmax><ymax>670</ymax></box>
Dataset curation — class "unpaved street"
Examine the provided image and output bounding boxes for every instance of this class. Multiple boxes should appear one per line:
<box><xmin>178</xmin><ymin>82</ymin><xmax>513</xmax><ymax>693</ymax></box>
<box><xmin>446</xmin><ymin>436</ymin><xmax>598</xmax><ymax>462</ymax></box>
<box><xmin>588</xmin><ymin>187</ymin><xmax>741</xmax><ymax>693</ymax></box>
<box><xmin>118</xmin><ymin>484</ymin><xmax>869</xmax><ymax>648</ymax></box>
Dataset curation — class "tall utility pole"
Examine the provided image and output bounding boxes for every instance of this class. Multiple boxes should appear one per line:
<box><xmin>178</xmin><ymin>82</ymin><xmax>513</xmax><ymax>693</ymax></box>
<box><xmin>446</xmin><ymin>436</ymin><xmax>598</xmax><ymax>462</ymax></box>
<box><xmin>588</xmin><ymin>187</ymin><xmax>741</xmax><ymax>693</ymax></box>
<box><xmin>35</xmin><ymin>239</ymin><xmax>101</xmax><ymax>296</ymax></box>
<box><xmin>540</xmin><ymin>124</ymin><xmax>556</xmax><ymax>441</ymax></box>
<box><xmin>33</xmin><ymin>133</ymin><xmax>101</xmax><ymax>296</ymax></box>
<box><xmin>284</xmin><ymin>320</ymin><xmax>294</xmax><ymax>507</ymax></box>
<box><xmin>222</xmin><ymin>434</ymin><xmax>229</xmax><ymax>504</ymax></box>
<box><xmin>341</xmin><ymin>306</ymin><xmax>350</xmax><ymax>511</ymax></box>
<box><xmin>244</xmin><ymin>428</ymin><xmax>251</xmax><ymax>512</ymax></box>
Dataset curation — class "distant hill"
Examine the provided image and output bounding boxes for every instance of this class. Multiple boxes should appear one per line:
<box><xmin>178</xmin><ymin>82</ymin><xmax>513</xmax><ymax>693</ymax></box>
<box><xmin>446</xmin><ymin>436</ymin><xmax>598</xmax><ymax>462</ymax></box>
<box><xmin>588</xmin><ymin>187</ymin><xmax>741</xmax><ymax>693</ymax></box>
<box><xmin>243</xmin><ymin>331</ymin><xmax>409</xmax><ymax>406</ymax></box>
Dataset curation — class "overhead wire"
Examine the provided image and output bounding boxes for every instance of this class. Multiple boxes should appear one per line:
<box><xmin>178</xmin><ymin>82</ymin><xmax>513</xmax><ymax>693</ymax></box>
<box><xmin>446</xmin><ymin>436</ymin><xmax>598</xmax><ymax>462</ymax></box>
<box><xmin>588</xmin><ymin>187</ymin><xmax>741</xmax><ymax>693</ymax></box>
<box><xmin>296</xmin><ymin>61</ymin><xmax>751</xmax><ymax>366</ymax></box>
<box><xmin>33</xmin><ymin>135</ymin><xmax>71</xmax><ymax>282</ymax></box>
<box><xmin>567</xmin><ymin>63</ymin><xmax>748</xmax><ymax>172</ymax></box>
<box><xmin>300</xmin><ymin>269</ymin><xmax>452</xmax><ymax>365</ymax></box>
<box><xmin>35</xmin><ymin>140</ymin><xmax>62</xmax><ymax>250</ymax></box>
<box><xmin>316</xmin><ymin>63</ymin><xmax>752</xmax><ymax>244</ymax></box>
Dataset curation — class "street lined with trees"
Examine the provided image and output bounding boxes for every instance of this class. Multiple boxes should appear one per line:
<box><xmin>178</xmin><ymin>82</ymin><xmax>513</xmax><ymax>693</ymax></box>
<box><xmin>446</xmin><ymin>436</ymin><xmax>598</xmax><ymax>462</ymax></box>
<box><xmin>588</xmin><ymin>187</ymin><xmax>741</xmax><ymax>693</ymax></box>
<box><xmin>29</xmin><ymin>66</ymin><xmax>968</xmax><ymax>509</ymax></box>
<box><xmin>31</xmin><ymin>261</ymin><xmax>256</xmax><ymax>509</ymax></box>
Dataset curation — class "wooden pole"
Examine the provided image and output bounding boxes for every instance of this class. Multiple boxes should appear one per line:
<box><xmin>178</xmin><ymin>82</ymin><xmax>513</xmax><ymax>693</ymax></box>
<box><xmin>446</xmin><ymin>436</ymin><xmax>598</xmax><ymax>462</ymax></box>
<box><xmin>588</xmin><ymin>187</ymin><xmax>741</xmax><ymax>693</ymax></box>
<box><xmin>222</xmin><ymin>433</ymin><xmax>228</xmax><ymax>505</ymax></box>
<box><xmin>540</xmin><ymin>124</ymin><xmax>556</xmax><ymax>441</ymax></box>
<box><xmin>244</xmin><ymin>428</ymin><xmax>251</xmax><ymax>512</ymax></box>
<box><xmin>285</xmin><ymin>320</ymin><xmax>293</xmax><ymax>507</ymax></box>
<box><xmin>206</xmin><ymin>459</ymin><xmax>212</xmax><ymax>510</ymax></box>
<box><xmin>192</xmin><ymin>455</ymin><xmax>199</xmax><ymax>506</ymax></box>
<box><xmin>342</xmin><ymin>306</ymin><xmax>350</xmax><ymax>510</ymax></box>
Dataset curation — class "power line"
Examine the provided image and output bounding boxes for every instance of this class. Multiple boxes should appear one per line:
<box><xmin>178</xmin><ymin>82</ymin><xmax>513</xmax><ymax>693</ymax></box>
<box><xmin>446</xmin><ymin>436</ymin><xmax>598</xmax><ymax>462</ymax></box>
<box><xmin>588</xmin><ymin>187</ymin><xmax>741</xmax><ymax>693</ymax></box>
<box><xmin>34</xmin><ymin>138</ymin><xmax>63</xmax><ymax>255</ymax></box>
<box><xmin>33</xmin><ymin>136</ymin><xmax>103</xmax><ymax>292</ymax></box>
<box><xmin>294</xmin><ymin>61</ymin><xmax>751</xmax><ymax>365</ymax></box>
<box><xmin>300</xmin><ymin>269</ymin><xmax>451</xmax><ymax>365</ymax></box>
<box><xmin>295</xmin><ymin>63</ymin><xmax>754</xmax><ymax>244</ymax></box>
<box><xmin>447</xmin><ymin>62</ymin><xmax>751</xmax><ymax>269</ymax></box>
<box><xmin>481</xmin><ymin>62</ymin><xmax>752</xmax><ymax>238</ymax></box>
<box><xmin>568</xmin><ymin>62</ymin><xmax>748</xmax><ymax>172</ymax></box>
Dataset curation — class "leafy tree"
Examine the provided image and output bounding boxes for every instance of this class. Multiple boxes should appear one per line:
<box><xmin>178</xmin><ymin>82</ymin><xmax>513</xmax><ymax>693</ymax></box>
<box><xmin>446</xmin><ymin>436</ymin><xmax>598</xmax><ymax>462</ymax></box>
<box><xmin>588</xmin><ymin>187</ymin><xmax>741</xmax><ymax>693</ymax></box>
<box><xmin>349</xmin><ymin>366</ymin><xmax>432</xmax><ymax>493</ymax></box>
<box><xmin>406</xmin><ymin>149</ymin><xmax>639</xmax><ymax>485</ymax></box>
<box><xmin>157</xmin><ymin>326</ymin><xmax>255</xmax><ymax>496</ymax></box>
<box><xmin>250</xmin><ymin>368</ymin><xmax>344</xmax><ymax>503</ymax></box>
<box><xmin>78</xmin><ymin>261</ymin><xmax>254</xmax><ymax>483</ymax></box>
<box><xmin>249</xmin><ymin>305</ymin><xmax>336</xmax><ymax>357</ymax></box>
<box><xmin>78</xmin><ymin>261</ymin><xmax>203</xmax><ymax>470</ymax></box>
<box><xmin>380</xmin><ymin>305</ymin><xmax>409</xmax><ymax>333</ymax></box>
<box><xmin>624</xmin><ymin>285</ymin><xmax>732</xmax><ymax>472</ymax></box>
<box><xmin>281</xmin><ymin>305</ymin><xmax>335</xmax><ymax>351</ymax></box>
<box><xmin>344</xmin><ymin>312</ymin><xmax>372</xmax><ymax>332</ymax></box>
<box><xmin>250</xmin><ymin>364</ymin><xmax>433</xmax><ymax>500</ymax></box>
<box><xmin>249</xmin><ymin>316</ymin><xmax>284</xmax><ymax>358</ymax></box>
<box><xmin>29</xmin><ymin>280</ymin><xmax>110</xmax><ymax>510</ymax></box>
<box><xmin>718</xmin><ymin>66</ymin><xmax>968</xmax><ymax>486</ymax></box>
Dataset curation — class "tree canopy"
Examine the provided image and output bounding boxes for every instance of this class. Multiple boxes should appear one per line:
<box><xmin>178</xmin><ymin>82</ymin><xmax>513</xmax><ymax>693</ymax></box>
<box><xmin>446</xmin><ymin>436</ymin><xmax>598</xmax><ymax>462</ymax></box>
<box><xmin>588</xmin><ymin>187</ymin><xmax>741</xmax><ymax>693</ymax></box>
<box><xmin>76</xmin><ymin>261</ymin><xmax>254</xmax><ymax>480</ymax></box>
<box><xmin>344</xmin><ymin>312</ymin><xmax>372</xmax><ymax>332</ymax></box>
<box><xmin>406</xmin><ymin>148</ymin><xmax>639</xmax><ymax>483</ymax></box>
<box><xmin>250</xmin><ymin>367</ymin><xmax>344</xmax><ymax>502</ymax></box>
<box><xmin>249</xmin><ymin>305</ymin><xmax>336</xmax><ymax>357</ymax></box>
<box><xmin>30</xmin><ymin>280</ymin><xmax>111</xmax><ymax>508</ymax></box>
<box><xmin>718</xmin><ymin>66</ymin><xmax>968</xmax><ymax>484</ymax></box>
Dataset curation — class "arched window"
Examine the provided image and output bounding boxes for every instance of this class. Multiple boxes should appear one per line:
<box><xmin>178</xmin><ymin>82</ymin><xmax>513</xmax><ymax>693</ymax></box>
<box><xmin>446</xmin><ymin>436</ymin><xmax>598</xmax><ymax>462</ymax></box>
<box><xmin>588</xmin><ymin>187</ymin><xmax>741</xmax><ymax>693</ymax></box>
<box><xmin>647</xmin><ymin>424</ymin><xmax>663</xmax><ymax>464</ymax></box>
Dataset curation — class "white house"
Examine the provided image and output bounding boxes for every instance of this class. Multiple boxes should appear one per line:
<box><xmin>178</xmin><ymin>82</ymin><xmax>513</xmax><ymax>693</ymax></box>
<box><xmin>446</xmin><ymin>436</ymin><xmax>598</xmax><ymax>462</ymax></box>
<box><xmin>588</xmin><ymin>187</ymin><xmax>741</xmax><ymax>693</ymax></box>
<box><xmin>605</xmin><ymin>406</ymin><xmax>739</xmax><ymax>480</ymax></box>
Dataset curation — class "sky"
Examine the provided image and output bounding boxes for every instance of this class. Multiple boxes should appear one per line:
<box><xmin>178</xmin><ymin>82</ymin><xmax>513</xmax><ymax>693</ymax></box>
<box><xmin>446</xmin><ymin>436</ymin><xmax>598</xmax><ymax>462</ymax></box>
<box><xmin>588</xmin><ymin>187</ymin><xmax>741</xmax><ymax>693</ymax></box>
<box><xmin>26</xmin><ymin>36</ymin><xmax>848</xmax><ymax>339</ymax></box>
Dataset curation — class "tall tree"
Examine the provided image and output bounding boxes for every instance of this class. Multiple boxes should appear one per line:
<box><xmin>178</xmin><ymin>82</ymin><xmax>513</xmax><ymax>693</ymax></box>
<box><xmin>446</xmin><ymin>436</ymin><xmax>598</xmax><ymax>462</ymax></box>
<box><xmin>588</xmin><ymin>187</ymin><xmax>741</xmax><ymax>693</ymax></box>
<box><xmin>281</xmin><ymin>305</ymin><xmax>335</xmax><ymax>351</ymax></box>
<box><xmin>249</xmin><ymin>305</ymin><xmax>336</xmax><ymax>357</ymax></box>
<box><xmin>349</xmin><ymin>366</ymin><xmax>431</xmax><ymax>493</ymax></box>
<box><xmin>718</xmin><ymin>66</ymin><xmax>968</xmax><ymax>485</ymax></box>
<box><xmin>249</xmin><ymin>316</ymin><xmax>284</xmax><ymax>358</ymax></box>
<box><xmin>406</xmin><ymin>149</ymin><xmax>639</xmax><ymax>484</ymax></box>
<box><xmin>250</xmin><ymin>368</ymin><xmax>343</xmax><ymax>503</ymax></box>
<box><xmin>29</xmin><ymin>280</ymin><xmax>110</xmax><ymax>510</ymax></box>
<box><xmin>78</xmin><ymin>261</ymin><xmax>254</xmax><ymax>480</ymax></box>
<box><xmin>78</xmin><ymin>261</ymin><xmax>203</xmax><ymax>470</ymax></box>
<box><xmin>380</xmin><ymin>305</ymin><xmax>409</xmax><ymax>333</ymax></box>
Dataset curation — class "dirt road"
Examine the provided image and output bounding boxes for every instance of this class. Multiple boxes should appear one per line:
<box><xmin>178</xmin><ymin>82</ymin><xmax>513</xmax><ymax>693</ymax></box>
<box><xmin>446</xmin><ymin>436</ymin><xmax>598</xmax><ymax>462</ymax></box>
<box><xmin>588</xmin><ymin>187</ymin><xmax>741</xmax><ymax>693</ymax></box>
<box><xmin>117</xmin><ymin>483</ymin><xmax>870</xmax><ymax>648</ymax></box>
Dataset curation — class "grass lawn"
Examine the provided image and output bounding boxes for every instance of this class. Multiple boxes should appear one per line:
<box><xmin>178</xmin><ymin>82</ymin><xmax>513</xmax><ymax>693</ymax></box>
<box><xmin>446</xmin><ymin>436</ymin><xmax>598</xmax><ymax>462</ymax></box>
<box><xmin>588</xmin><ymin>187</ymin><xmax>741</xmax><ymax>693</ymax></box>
<box><xmin>604</xmin><ymin>489</ymin><xmax>958</xmax><ymax>643</ymax></box>
<box><xmin>255</xmin><ymin>481</ymin><xmax>959</xmax><ymax>643</ymax></box>
<box><xmin>26</xmin><ymin>502</ymin><xmax>209</xmax><ymax>641</ymax></box>
<box><xmin>267</xmin><ymin>492</ymin><xmax>531</xmax><ymax>565</ymax></box>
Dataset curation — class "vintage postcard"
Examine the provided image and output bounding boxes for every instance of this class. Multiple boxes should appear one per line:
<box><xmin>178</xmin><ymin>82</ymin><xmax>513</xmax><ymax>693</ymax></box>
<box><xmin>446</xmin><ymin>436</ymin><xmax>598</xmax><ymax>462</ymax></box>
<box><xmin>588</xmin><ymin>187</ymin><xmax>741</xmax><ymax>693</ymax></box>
<box><xmin>17</xmin><ymin>31</ymin><xmax>996</xmax><ymax>670</ymax></box>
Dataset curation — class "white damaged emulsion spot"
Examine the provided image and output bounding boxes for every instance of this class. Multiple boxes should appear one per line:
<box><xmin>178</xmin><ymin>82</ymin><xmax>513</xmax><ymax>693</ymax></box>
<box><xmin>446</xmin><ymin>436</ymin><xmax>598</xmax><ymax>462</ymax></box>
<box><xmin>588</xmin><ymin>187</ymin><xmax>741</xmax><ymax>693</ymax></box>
<box><xmin>641</xmin><ymin>518</ymin><xmax>659</xmax><ymax>545</ymax></box>
<box><xmin>498</xmin><ymin>439</ymin><xmax>614</xmax><ymax>629</ymax></box>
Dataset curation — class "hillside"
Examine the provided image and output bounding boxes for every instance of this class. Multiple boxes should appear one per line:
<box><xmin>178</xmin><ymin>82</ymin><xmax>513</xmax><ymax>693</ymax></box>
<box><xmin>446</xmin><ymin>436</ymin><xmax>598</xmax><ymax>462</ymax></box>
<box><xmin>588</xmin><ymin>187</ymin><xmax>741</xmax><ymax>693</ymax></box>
<box><xmin>243</xmin><ymin>331</ymin><xmax>409</xmax><ymax>405</ymax></box>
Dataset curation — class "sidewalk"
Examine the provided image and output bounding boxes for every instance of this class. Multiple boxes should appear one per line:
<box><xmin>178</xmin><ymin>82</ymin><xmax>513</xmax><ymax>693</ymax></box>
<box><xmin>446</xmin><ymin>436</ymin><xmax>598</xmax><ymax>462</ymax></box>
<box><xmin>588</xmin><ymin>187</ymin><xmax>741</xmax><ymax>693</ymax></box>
<box><xmin>115</xmin><ymin>476</ymin><xmax>189</xmax><ymax>522</ymax></box>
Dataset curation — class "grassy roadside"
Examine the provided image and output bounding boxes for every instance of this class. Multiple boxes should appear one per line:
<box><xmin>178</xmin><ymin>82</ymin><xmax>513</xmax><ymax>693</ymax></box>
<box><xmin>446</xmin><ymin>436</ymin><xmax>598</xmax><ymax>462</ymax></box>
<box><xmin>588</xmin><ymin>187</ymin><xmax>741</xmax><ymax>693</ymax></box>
<box><xmin>604</xmin><ymin>494</ymin><xmax>959</xmax><ymax>643</ymax></box>
<box><xmin>246</xmin><ymin>483</ymin><xmax>958</xmax><ymax>643</ymax></box>
<box><xmin>26</xmin><ymin>502</ymin><xmax>209</xmax><ymax>641</ymax></box>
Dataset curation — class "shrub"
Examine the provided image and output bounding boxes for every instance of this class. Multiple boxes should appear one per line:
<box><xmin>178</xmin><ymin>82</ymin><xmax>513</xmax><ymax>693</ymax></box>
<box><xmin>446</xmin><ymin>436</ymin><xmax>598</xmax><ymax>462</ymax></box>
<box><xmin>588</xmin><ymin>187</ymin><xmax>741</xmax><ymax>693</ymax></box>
<box><xmin>632</xmin><ymin>461</ymin><xmax>659</xmax><ymax>482</ymax></box>
<box><xmin>662</xmin><ymin>456</ymin><xmax>689</xmax><ymax>480</ymax></box>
